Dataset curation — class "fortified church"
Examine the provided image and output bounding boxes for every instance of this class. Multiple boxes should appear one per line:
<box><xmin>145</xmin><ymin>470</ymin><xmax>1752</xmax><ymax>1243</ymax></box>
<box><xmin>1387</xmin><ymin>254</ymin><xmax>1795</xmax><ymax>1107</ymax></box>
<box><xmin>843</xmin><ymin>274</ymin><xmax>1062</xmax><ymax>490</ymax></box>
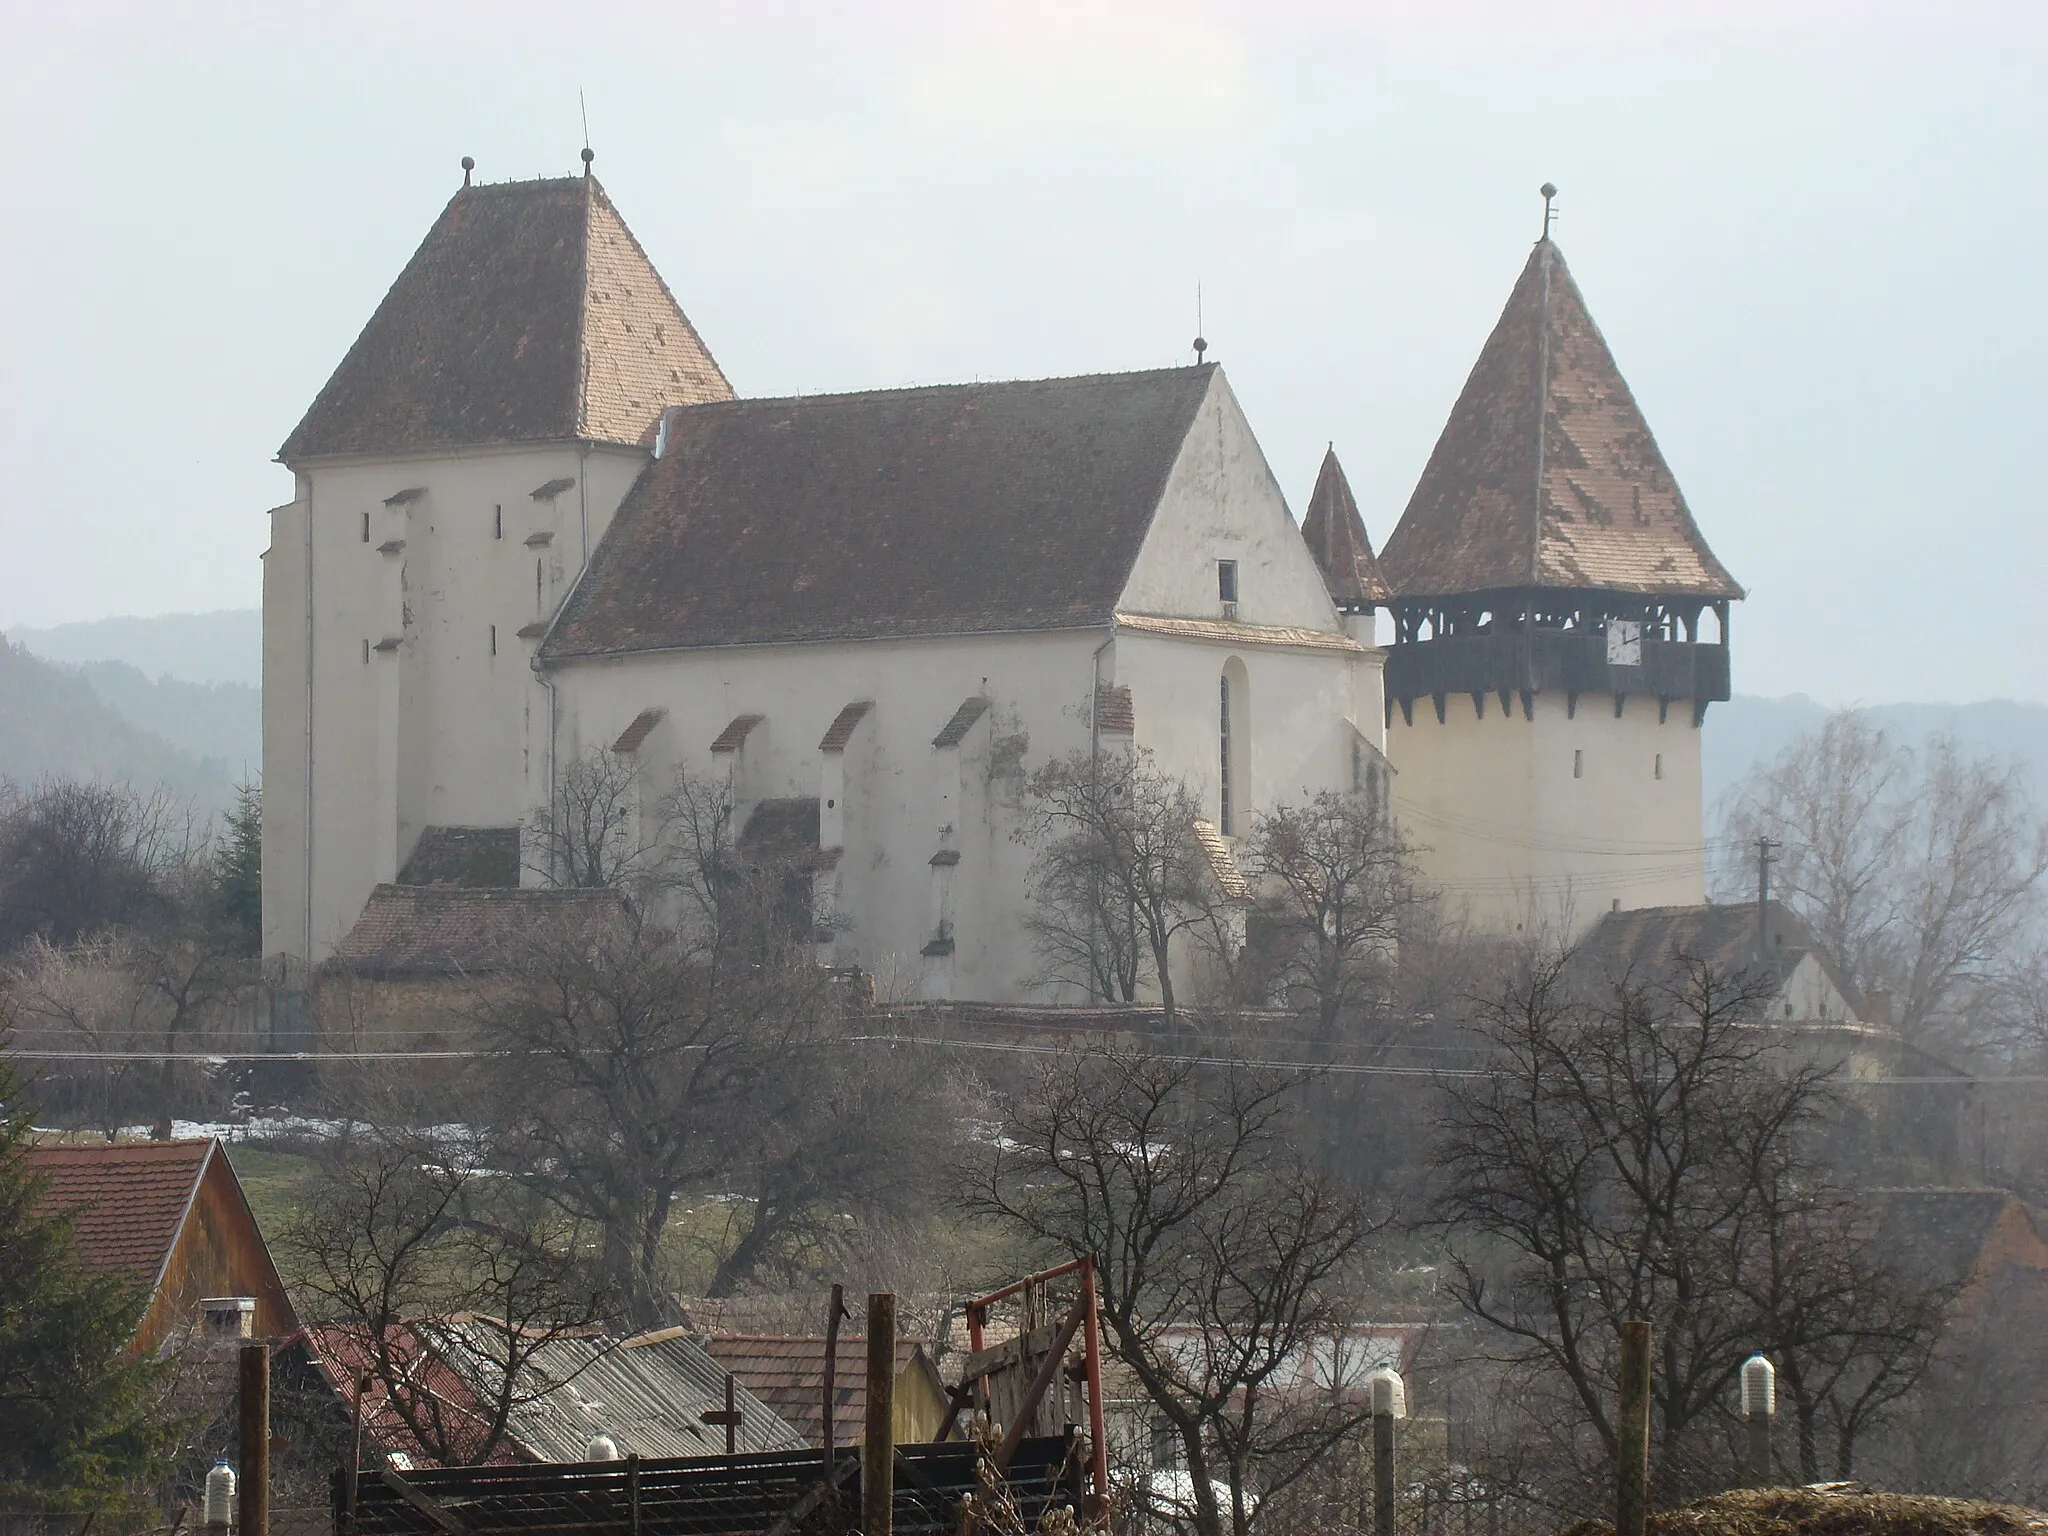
<box><xmin>261</xmin><ymin>160</ymin><xmax>1741</xmax><ymax>1003</ymax></box>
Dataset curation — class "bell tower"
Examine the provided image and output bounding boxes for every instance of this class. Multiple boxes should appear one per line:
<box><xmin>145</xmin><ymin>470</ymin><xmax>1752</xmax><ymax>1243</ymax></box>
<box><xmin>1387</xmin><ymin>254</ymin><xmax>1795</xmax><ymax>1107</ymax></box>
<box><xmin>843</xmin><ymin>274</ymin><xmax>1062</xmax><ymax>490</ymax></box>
<box><xmin>1377</xmin><ymin>211</ymin><xmax>1742</xmax><ymax>937</ymax></box>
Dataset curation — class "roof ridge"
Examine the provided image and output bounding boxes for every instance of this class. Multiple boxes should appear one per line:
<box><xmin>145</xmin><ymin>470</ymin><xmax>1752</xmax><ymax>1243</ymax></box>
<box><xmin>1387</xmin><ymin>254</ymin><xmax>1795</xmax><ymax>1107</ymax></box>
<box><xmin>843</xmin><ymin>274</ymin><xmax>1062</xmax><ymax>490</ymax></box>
<box><xmin>669</xmin><ymin>363</ymin><xmax>1215</xmax><ymax>417</ymax></box>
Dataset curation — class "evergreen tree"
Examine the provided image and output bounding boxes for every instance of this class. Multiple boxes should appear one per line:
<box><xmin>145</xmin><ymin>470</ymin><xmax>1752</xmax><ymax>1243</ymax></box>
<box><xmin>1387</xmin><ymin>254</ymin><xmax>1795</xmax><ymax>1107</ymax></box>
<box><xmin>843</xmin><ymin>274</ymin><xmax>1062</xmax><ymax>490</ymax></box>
<box><xmin>208</xmin><ymin>781</ymin><xmax>262</xmax><ymax>957</ymax></box>
<box><xmin>0</xmin><ymin>1045</ymin><xmax>170</xmax><ymax>1508</ymax></box>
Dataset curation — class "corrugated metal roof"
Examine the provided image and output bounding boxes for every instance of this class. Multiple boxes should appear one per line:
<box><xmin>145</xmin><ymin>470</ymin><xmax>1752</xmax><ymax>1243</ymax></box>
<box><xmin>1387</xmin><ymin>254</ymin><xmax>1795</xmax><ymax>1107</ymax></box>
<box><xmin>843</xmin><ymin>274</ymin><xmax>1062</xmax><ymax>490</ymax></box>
<box><xmin>429</xmin><ymin>1321</ymin><xmax>806</xmax><ymax>1462</ymax></box>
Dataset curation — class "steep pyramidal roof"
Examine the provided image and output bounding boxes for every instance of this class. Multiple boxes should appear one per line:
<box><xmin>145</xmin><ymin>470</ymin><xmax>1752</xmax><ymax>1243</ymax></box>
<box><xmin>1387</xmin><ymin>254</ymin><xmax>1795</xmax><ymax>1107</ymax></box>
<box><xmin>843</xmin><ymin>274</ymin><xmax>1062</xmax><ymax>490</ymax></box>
<box><xmin>1300</xmin><ymin>447</ymin><xmax>1391</xmax><ymax>610</ymax></box>
<box><xmin>282</xmin><ymin>176</ymin><xmax>731</xmax><ymax>461</ymax></box>
<box><xmin>1378</xmin><ymin>240</ymin><xmax>1740</xmax><ymax>602</ymax></box>
<box><xmin>542</xmin><ymin>366</ymin><xmax>1217</xmax><ymax>657</ymax></box>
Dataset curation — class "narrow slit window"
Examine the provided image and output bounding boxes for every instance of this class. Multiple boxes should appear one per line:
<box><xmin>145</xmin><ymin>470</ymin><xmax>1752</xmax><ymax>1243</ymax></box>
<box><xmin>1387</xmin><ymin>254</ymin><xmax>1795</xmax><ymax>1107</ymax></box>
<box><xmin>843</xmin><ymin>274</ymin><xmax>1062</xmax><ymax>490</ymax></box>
<box><xmin>1217</xmin><ymin>559</ymin><xmax>1238</xmax><ymax>604</ymax></box>
<box><xmin>1654</xmin><ymin>753</ymin><xmax>1663</xmax><ymax>780</ymax></box>
<box><xmin>361</xmin><ymin>512</ymin><xmax>370</xmax><ymax>543</ymax></box>
<box><xmin>489</xmin><ymin>624</ymin><xmax>498</xmax><ymax>657</ymax></box>
<box><xmin>1219</xmin><ymin>674</ymin><xmax>1234</xmax><ymax>835</ymax></box>
<box><xmin>361</xmin><ymin>638</ymin><xmax>369</xmax><ymax>664</ymax></box>
<box><xmin>1573</xmin><ymin>749</ymin><xmax>1584</xmax><ymax>780</ymax></box>
<box><xmin>535</xmin><ymin>558</ymin><xmax>543</xmax><ymax>610</ymax></box>
<box><xmin>493</xmin><ymin>504</ymin><xmax>503</xmax><ymax>540</ymax></box>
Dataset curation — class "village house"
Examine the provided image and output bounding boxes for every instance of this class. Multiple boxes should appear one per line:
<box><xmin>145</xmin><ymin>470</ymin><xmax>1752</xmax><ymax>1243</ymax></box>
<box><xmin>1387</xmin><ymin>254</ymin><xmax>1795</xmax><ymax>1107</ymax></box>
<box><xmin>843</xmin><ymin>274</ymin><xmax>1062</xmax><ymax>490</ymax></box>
<box><xmin>26</xmin><ymin>1137</ymin><xmax>297</xmax><ymax>1355</ymax></box>
<box><xmin>262</xmin><ymin>162</ymin><xmax>1741</xmax><ymax>1001</ymax></box>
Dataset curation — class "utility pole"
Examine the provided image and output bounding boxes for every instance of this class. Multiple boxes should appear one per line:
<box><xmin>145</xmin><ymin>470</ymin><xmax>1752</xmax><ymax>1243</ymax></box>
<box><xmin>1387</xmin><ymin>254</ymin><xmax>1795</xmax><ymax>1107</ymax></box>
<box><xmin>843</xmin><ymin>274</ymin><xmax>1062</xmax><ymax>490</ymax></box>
<box><xmin>1755</xmin><ymin>838</ymin><xmax>1778</xmax><ymax>966</ymax></box>
<box><xmin>238</xmin><ymin>1343</ymin><xmax>270</xmax><ymax>1536</ymax></box>
<box><xmin>863</xmin><ymin>1293</ymin><xmax>896</xmax><ymax>1536</ymax></box>
<box><xmin>1616</xmin><ymin>1320</ymin><xmax>1651</xmax><ymax>1536</ymax></box>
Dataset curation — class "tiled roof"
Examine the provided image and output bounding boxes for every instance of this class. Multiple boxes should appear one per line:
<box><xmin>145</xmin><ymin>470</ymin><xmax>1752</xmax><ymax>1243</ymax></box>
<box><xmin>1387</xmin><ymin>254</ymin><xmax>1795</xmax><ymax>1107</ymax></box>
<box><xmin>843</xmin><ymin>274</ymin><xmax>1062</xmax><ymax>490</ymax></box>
<box><xmin>305</xmin><ymin>1322</ymin><xmax>525</xmax><ymax>1470</ymax></box>
<box><xmin>396</xmin><ymin>826</ymin><xmax>522</xmax><ymax>888</ymax></box>
<box><xmin>26</xmin><ymin>1139</ymin><xmax>213</xmax><ymax>1287</ymax></box>
<box><xmin>282</xmin><ymin>176</ymin><xmax>730</xmax><ymax>461</ymax></box>
<box><xmin>1871</xmin><ymin>1189</ymin><xmax>2045</xmax><ymax>1293</ymax></box>
<box><xmin>611</xmin><ymin>708</ymin><xmax>666</xmax><ymax>754</ymax></box>
<box><xmin>709</xmin><ymin>714</ymin><xmax>765</xmax><ymax>753</ymax></box>
<box><xmin>931</xmin><ymin>697</ymin><xmax>990</xmax><ymax>749</ymax></box>
<box><xmin>1378</xmin><ymin>240</ymin><xmax>1742</xmax><ymax>602</ymax></box>
<box><xmin>738</xmin><ymin>800</ymin><xmax>821</xmax><ymax>865</ymax></box>
<box><xmin>1113</xmin><ymin>612</ymin><xmax>1365</xmax><ymax>653</ymax></box>
<box><xmin>701</xmin><ymin>1335</ymin><xmax>932</xmax><ymax>1450</ymax></box>
<box><xmin>1192</xmin><ymin>820</ymin><xmax>1251</xmax><ymax>901</ymax></box>
<box><xmin>1094</xmin><ymin>685</ymin><xmax>1134</xmax><ymax>736</ymax></box>
<box><xmin>541</xmin><ymin>367</ymin><xmax>1217</xmax><ymax>658</ymax></box>
<box><xmin>1573</xmin><ymin>900</ymin><xmax>1862</xmax><ymax>1015</ymax></box>
<box><xmin>819</xmin><ymin>702</ymin><xmax>873</xmax><ymax>753</ymax></box>
<box><xmin>1300</xmin><ymin>448</ymin><xmax>1391</xmax><ymax>610</ymax></box>
<box><xmin>326</xmin><ymin>885</ymin><xmax>626</xmax><ymax>977</ymax></box>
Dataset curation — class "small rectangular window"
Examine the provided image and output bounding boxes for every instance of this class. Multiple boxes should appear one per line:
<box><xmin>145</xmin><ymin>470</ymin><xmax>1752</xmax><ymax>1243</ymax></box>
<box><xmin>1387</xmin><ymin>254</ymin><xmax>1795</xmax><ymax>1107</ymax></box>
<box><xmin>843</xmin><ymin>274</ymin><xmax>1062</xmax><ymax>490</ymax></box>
<box><xmin>1654</xmin><ymin>753</ymin><xmax>1663</xmax><ymax>780</ymax></box>
<box><xmin>494</xmin><ymin>505</ymin><xmax>503</xmax><ymax>540</ymax></box>
<box><xmin>1573</xmin><ymin>749</ymin><xmax>1583</xmax><ymax>779</ymax></box>
<box><xmin>361</xmin><ymin>512</ymin><xmax>370</xmax><ymax>543</ymax></box>
<box><xmin>489</xmin><ymin>624</ymin><xmax>498</xmax><ymax>657</ymax></box>
<box><xmin>362</xmin><ymin>638</ymin><xmax>369</xmax><ymax>664</ymax></box>
<box><xmin>1217</xmin><ymin>559</ymin><xmax>1239</xmax><ymax>604</ymax></box>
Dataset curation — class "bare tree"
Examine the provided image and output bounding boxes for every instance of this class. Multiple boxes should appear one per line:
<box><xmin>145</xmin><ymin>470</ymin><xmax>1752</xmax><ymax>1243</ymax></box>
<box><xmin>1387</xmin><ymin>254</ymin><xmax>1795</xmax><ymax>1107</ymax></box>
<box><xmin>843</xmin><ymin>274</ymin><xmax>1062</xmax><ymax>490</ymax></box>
<box><xmin>0</xmin><ymin>777</ymin><xmax>195</xmax><ymax>952</ymax></box>
<box><xmin>1017</xmin><ymin>747</ymin><xmax>1218</xmax><ymax>1023</ymax></box>
<box><xmin>282</xmin><ymin>1119</ymin><xmax>615</xmax><ymax>1468</ymax></box>
<box><xmin>1435</xmin><ymin>954</ymin><xmax>1938</xmax><ymax>1505</ymax></box>
<box><xmin>524</xmin><ymin>746</ymin><xmax>653</xmax><ymax>889</ymax></box>
<box><xmin>483</xmin><ymin>769</ymin><xmax>953</xmax><ymax>1320</ymax></box>
<box><xmin>968</xmin><ymin>1044</ymin><xmax>1381</xmax><ymax>1536</ymax></box>
<box><xmin>1244</xmin><ymin>790</ymin><xmax>1416</xmax><ymax>1042</ymax></box>
<box><xmin>1722</xmin><ymin>714</ymin><xmax>2048</xmax><ymax>1050</ymax></box>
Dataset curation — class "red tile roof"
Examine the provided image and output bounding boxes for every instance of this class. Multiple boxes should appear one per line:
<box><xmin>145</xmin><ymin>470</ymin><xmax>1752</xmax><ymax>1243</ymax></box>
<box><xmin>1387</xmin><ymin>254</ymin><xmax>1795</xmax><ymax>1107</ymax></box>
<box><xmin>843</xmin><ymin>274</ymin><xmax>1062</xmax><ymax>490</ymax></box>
<box><xmin>1378</xmin><ymin>240</ymin><xmax>1741</xmax><ymax>602</ymax></box>
<box><xmin>932</xmin><ymin>697</ymin><xmax>991</xmax><ymax>749</ymax></box>
<box><xmin>326</xmin><ymin>885</ymin><xmax>626</xmax><ymax>978</ymax></box>
<box><xmin>282</xmin><ymin>176</ymin><xmax>730</xmax><ymax>461</ymax></box>
<box><xmin>540</xmin><ymin>367</ymin><xmax>1217</xmax><ymax>658</ymax></box>
<box><xmin>701</xmin><ymin>1335</ymin><xmax>931</xmax><ymax>1450</ymax></box>
<box><xmin>710</xmin><ymin>714</ymin><xmax>765</xmax><ymax>754</ymax></box>
<box><xmin>819</xmin><ymin>702</ymin><xmax>873</xmax><ymax>753</ymax></box>
<box><xmin>26</xmin><ymin>1139</ymin><xmax>214</xmax><ymax>1288</ymax></box>
<box><xmin>1300</xmin><ymin>447</ymin><xmax>1391</xmax><ymax>610</ymax></box>
<box><xmin>611</xmin><ymin>708</ymin><xmax>666</xmax><ymax>754</ymax></box>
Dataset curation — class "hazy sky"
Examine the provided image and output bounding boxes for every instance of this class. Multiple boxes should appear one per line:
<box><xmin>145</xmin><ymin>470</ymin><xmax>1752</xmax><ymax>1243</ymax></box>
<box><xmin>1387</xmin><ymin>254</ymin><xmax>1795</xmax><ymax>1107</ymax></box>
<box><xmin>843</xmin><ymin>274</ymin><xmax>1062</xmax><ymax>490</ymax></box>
<box><xmin>1</xmin><ymin>0</ymin><xmax>2041</xmax><ymax>704</ymax></box>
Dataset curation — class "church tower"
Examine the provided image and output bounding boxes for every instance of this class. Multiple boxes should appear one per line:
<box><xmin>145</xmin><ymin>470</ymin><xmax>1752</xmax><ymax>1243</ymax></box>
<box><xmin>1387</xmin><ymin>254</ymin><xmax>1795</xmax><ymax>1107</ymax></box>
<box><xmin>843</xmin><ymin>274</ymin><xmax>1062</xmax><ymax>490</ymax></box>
<box><xmin>262</xmin><ymin>162</ymin><xmax>731</xmax><ymax>964</ymax></box>
<box><xmin>1376</xmin><ymin>231</ymin><xmax>1741</xmax><ymax>937</ymax></box>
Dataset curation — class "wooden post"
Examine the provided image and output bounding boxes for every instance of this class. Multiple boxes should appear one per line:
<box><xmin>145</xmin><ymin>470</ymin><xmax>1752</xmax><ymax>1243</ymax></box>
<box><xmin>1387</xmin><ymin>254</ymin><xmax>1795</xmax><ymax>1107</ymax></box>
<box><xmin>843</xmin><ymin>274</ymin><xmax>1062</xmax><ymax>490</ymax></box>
<box><xmin>824</xmin><ymin>1284</ymin><xmax>845</xmax><ymax>1477</ymax></box>
<box><xmin>1078</xmin><ymin>1257</ymin><xmax>1109</xmax><ymax>1516</ymax></box>
<box><xmin>1373</xmin><ymin>1409</ymin><xmax>1396</xmax><ymax>1536</ymax></box>
<box><xmin>1616</xmin><ymin>1321</ymin><xmax>1651</xmax><ymax>1536</ymax></box>
<box><xmin>343</xmin><ymin>1371</ymin><xmax>368</xmax><ymax>1531</ymax></box>
<box><xmin>238</xmin><ymin>1343</ymin><xmax>270</xmax><ymax>1536</ymax></box>
<box><xmin>863</xmin><ymin>1293</ymin><xmax>896</xmax><ymax>1536</ymax></box>
<box><xmin>628</xmin><ymin>1453</ymin><xmax>642</xmax><ymax>1536</ymax></box>
<box><xmin>1747</xmin><ymin>1409</ymin><xmax>1771</xmax><ymax>1488</ymax></box>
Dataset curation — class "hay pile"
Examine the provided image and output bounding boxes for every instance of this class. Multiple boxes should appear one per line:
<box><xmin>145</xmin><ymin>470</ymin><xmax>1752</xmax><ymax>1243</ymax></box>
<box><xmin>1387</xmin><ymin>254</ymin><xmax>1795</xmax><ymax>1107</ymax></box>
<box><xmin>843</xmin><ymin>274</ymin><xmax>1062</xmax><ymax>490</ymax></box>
<box><xmin>1564</xmin><ymin>1488</ymin><xmax>2048</xmax><ymax>1536</ymax></box>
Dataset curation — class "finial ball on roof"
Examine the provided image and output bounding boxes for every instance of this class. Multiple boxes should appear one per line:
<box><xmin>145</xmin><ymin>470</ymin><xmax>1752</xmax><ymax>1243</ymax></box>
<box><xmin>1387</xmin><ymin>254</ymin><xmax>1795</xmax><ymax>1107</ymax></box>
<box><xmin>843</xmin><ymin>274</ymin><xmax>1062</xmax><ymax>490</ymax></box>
<box><xmin>461</xmin><ymin>156</ymin><xmax>475</xmax><ymax>172</ymax></box>
<box><xmin>582</xmin><ymin>147</ymin><xmax>595</xmax><ymax>166</ymax></box>
<box><xmin>1540</xmin><ymin>181</ymin><xmax>1557</xmax><ymax>199</ymax></box>
<box><xmin>1193</xmin><ymin>336</ymin><xmax>1208</xmax><ymax>360</ymax></box>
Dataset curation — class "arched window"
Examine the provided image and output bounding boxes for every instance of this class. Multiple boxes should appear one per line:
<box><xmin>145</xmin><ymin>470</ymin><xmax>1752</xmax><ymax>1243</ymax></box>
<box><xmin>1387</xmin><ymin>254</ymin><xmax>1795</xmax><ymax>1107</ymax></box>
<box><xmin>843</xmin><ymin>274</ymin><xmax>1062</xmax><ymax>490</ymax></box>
<box><xmin>1220</xmin><ymin>658</ymin><xmax>1250</xmax><ymax>835</ymax></box>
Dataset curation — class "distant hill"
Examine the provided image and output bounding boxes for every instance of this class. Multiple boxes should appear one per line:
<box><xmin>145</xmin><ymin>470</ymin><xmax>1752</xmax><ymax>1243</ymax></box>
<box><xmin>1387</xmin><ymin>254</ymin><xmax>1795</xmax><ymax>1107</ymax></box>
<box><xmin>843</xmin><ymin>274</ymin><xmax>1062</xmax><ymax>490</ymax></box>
<box><xmin>6</xmin><ymin>609</ymin><xmax>260</xmax><ymax>687</ymax></box>
<box><xmin>74</xmin><ymin>661</ymin><xmax>260</xmax><ymax>782</ymax></box>
<box><xmin>1704</xmin><ymin>695</ymin><xmax>2048</xmax><ymax>816</ymax></box>
<box><xmin>0</xmin><ymin>639</ymin><xmax>236</xmax><ymax>810</ymax></box>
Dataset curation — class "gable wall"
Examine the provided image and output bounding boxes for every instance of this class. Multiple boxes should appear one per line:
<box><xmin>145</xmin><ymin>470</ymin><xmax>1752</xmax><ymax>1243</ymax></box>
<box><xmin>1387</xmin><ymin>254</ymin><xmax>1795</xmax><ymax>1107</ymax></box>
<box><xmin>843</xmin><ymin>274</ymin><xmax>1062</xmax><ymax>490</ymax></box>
<box><xmin>137</xmin><ymin>1154</ymin><xmax>296</xmax><ymax>1355</ymax></box>
<box><xmin>1119</xmin><ymin>372</ymin><xmax>1341</xmax><ymax>632</ymax></box>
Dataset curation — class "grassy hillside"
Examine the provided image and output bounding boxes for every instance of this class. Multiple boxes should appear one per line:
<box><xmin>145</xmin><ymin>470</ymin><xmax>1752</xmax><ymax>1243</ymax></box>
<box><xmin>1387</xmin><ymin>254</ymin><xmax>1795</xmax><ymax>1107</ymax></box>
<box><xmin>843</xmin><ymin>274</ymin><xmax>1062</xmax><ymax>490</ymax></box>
<box><xmin>0</xmin><ymin>638</ymin><xmax>235</xmax><ymax>809</ymax></box>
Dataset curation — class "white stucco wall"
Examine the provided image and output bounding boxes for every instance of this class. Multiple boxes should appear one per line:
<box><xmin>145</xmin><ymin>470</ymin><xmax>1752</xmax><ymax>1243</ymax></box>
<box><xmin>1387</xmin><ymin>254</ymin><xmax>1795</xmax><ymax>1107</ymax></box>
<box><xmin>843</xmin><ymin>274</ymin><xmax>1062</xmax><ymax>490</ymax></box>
<box><xmin>545</xmin><ymin>629</ymin><xmax>1102</xmax><ymax>1002</ymax></box>
<box><xmin>260</xmin><ymin>441</ymin><xmax>652</xmax><ymax>962</ymax></box>
<box><xmin>1386</xmin><ymin>690</ymin><xmax>1706</xmax><ymax>940</ymax></box>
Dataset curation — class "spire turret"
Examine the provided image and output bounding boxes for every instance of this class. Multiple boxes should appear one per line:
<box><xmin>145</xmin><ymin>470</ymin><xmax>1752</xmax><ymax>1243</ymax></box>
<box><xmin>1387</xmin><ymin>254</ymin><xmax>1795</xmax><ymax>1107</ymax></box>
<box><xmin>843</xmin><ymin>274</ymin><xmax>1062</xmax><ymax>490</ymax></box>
<box><xmin>1301</xmin><ymin>445</ymin><xmax>1390</xmax><ymax>613</ymax></box>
